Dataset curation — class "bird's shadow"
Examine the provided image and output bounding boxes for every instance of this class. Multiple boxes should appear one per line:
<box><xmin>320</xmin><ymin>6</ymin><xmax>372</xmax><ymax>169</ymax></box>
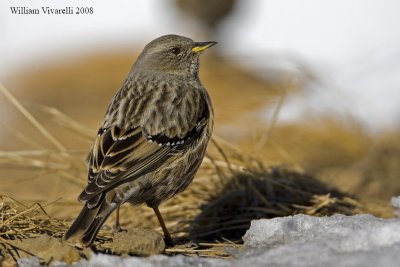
<box><xmin>187</xmin><ymin>167</ymin><xmax>355</xmax><ymax>243</ymax></box>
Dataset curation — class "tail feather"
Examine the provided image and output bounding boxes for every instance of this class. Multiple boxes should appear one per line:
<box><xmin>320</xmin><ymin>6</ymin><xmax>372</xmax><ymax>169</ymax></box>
<box><xmin>63</xmin><ymin>198</ymin><xmax>116</xmax><ymax>247</ymax></box>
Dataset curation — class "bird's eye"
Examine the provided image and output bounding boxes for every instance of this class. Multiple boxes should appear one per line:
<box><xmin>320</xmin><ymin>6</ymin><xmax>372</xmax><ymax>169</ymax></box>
<box><xmin>171</xmin><ymin>47</ymin><xmax>181</xmax><ymax>55</ymax></box>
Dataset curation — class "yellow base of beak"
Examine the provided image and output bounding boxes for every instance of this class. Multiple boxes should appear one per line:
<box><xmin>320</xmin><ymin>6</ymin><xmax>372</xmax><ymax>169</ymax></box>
<box><xmin>192</xmin><ymin>41</ymin><xmax>218</xmax><ymax>53</ymax></box>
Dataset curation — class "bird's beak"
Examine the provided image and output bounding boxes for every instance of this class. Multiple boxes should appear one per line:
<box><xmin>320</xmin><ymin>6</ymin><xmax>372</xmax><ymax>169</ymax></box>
<box><xmin>192</xmin><ymin>41</ymin><xmax>218</xmax><ymax>53</ymax></box>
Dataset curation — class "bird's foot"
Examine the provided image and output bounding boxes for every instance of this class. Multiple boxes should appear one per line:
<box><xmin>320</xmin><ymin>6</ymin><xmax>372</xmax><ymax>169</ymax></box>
<box><xmin>164</xmin><ymin>236</ymin><xmax>175</xmax><ymax>247</ymax></box>
<box><xmin>112</xmin><ymin>224</ymin><xmax>126</xmax><ymax>233</ymax></box>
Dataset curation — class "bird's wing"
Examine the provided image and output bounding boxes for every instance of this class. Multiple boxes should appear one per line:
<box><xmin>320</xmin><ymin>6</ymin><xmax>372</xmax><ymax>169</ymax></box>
<box><xmin>79</xmin><ymin>92</ymin><xmax>209</xmax><ymax>208</ymax></box>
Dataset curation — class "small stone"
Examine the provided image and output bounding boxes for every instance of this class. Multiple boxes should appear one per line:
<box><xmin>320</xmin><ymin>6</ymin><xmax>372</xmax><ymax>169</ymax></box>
<box><xmin>9</xmin><ymin>234</ymin><xmax>80</xmax><ymax>264</ymax></box>
<box><xmin>112</xmin><ymin>228</ymin><xmax>165</xmax><ymax>256</ymax></box>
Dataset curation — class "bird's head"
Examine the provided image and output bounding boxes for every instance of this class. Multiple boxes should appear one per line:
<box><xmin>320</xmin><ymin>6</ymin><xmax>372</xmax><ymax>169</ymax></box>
<box><xmin>133</xmin><ymin>34</ymin><xmax>217</xmax><ymax>77</ymax></box>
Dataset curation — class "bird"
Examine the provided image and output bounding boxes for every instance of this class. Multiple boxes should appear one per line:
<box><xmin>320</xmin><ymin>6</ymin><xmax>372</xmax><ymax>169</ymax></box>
<box><xmin>63</xmin><ymin>34</ymin><xmax>216</xmax><ymax>247</ymax></box>
<box><xmin>174</xmin><ymin>0</ymin><xmax>237</xmax><ymax>39</ymax></box>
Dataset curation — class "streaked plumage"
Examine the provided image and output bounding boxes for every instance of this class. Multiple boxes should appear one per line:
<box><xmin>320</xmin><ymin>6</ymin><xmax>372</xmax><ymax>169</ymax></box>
<box><xmin>63</xmin><ymin>35</ymin><xmax>215</xmax><ymax>247</ymax></box>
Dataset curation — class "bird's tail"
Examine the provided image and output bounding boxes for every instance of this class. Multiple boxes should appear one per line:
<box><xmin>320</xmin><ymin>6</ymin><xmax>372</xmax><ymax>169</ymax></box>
<box><xmin>63</xmin><ymin>198</ymin><xmax>116</xmax><ymax>247</ymax></box>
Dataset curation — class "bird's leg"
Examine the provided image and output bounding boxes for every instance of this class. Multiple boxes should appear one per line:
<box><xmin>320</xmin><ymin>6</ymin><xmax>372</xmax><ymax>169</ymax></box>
<box><xmin>113</xmin><ymin>206</ymin><xmax>125</xmax><ymax>232</ymax></box>
<box><xmin>152</xmin><ymin>206</ymin><xmax>174</xmax><ymax>246</ymax></box>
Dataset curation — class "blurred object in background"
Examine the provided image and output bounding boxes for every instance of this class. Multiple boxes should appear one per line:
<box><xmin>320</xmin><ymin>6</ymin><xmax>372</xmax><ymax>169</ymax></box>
<box><xmin>174</xmin><ymin>0</ymin><xmax>237</xmax><ymax>39</ymax></box>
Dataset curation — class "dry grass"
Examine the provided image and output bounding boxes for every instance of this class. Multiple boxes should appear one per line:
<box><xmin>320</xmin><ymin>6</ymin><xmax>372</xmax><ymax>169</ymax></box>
<box><xmin>0</xmin><ymin>196</ymin><xmax>69</xmax><ymax>262</ymax></box>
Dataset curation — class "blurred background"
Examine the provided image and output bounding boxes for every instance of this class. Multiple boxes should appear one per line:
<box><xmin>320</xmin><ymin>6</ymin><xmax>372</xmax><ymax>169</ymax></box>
<box><xmin>1</xmin><ymin>0</ymin><xmax>399</xmax><ymax>217</ymax></box>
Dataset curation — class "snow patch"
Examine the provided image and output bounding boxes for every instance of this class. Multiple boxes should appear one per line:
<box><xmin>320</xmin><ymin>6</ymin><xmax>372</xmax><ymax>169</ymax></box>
<box><xmin>392</xmin><ymin>196</ymin><xmax>400</xmax><ymax>217</ymax></box>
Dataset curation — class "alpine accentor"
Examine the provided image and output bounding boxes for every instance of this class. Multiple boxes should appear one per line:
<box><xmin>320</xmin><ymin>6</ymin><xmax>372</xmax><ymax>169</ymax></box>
<box><xmin>64</xmin><ymin>34</ymin><xmax>216</xmax><ymax>247</ymax></box>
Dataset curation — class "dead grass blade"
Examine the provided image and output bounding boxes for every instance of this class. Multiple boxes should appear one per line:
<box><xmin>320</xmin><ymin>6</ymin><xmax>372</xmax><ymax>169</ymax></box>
<box><xmin>0</xmin><ymin>83</ymin><xmax>66</xmax><ymax>152</ymax></box>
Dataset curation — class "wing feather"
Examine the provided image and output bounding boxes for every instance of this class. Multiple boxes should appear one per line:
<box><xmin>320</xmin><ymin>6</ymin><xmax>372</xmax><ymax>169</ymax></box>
<box><xmin>79</xmin><ymin>84</ymin><xmax>210</xmax><ymax>207</ymax></box>
<box><xmin>79</xmin><ymin>128</ymin><xmax>170</xmax><ymax>202</ymax></box>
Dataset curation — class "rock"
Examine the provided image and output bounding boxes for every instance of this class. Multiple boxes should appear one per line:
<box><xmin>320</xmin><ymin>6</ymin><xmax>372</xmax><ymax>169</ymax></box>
<box><xmin>112</xmin><ymin>229</ymin><xmax>165</xmax><ymax>256</ymax></box>
<box><xmin>9</xmin><ymin>234</ymin><xmax>80</xmax><ymax>264</ymax></box>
